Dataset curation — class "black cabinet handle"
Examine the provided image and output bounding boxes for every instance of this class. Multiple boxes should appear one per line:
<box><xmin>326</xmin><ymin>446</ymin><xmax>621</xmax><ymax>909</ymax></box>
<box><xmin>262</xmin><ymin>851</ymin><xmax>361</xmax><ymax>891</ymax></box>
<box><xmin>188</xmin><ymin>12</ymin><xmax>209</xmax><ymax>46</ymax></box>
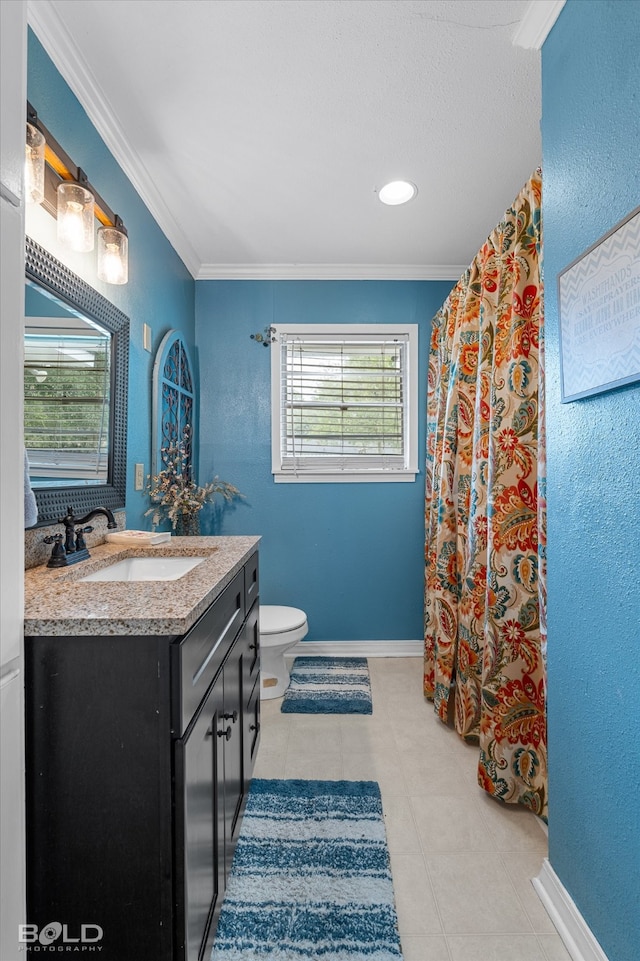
<box><xmin>217</xmin><ymin>725</ymin><xmax>232</xmax><ymax>741</ymax></box>
<box><xmin>223</xmin><ymin>710</ymin><xmax>238</xmax><ymax>724</ymax></box>
<box><xmin>249</xmin><ymin>722</ymin><xmax>260</xmax><ymax>733</ymax></box>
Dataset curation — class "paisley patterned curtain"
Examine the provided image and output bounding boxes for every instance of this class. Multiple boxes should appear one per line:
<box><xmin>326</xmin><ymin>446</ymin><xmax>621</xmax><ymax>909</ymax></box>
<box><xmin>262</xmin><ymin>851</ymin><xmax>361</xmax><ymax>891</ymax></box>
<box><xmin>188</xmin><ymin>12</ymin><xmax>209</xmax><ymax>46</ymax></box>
<box><xmin>424</xmin><ymin>170</ymin><xmax>547</xmax><ymax>820</ymax></box>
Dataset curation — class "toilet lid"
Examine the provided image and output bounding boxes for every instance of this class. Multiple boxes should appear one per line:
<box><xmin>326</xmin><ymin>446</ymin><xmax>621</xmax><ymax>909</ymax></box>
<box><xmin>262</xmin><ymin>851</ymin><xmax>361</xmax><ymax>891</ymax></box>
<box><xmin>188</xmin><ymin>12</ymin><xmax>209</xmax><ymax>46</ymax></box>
<box><xmin>260</xmin><ymin>605</ymin><xmax>307</xmax><ymax>634</ymax></box>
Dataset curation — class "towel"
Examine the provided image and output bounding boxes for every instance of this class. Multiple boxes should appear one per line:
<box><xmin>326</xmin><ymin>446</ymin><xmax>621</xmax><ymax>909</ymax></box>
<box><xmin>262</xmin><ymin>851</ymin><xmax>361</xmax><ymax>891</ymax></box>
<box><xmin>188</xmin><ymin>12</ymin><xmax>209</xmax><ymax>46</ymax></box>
<box><xmin>24</xmin><ymin>448</ymin><xmax>38</xmax><ymax>528</ymax></box>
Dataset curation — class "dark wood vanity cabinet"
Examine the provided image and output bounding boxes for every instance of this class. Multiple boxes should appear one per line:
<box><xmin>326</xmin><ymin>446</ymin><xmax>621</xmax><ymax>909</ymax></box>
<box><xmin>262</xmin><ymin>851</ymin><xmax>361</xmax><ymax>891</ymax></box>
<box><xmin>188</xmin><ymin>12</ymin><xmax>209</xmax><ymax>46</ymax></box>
<box><xmin>25</xmin><ymin>550</ymin><xmax>260</xmax><ymax>961</ymax></box>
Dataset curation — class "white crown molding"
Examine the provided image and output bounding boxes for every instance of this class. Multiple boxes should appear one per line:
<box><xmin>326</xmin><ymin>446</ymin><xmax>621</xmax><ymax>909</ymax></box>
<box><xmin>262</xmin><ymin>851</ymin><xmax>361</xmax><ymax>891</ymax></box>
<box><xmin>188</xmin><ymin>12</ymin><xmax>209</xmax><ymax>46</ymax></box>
<box><xmin>290</xmin><ymin>640</ymin><xmax>423</xmax><ymax>658</ymax></box>
<box><xmin>513</xmin><ymin>0</ymin><xmax>566</xmax><ymax>49</ymax></box>
<box><xmin>27</xmin><ymin>0</ymin><xmax>201</xmax><ymax>278</ymax></box>
<box><xmin>533</xmin><ymin>860</ymin><xmax>610</xmax><ymax>961</ymax></box>
<box><xmin>196</xmin><ymin>263</ymin><xmax>466</xmax><ymax>281</ymax></box>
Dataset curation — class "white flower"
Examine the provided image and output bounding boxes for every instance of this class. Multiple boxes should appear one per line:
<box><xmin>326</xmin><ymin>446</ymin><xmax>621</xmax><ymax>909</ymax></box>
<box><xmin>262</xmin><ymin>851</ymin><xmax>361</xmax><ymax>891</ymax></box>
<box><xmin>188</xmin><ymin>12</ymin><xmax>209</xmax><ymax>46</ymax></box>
<box><xmin>144</xmin><ymin>428</ymin><xmax>241</xmax><ymax>530</ymax></box>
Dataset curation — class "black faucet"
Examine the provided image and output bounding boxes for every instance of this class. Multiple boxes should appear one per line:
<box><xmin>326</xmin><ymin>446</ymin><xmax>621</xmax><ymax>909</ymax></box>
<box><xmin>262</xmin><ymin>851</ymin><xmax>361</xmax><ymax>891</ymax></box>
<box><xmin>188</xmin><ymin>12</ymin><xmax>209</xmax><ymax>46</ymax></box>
<box><xmin>72</xmin><ymin>506</ymin><xmax>118</xmax><ymax>529</ymax></box>
<box><xmin>44</xmin><ymin>505</ymin><xmax>118</xmax><ymax>568</ymax></box>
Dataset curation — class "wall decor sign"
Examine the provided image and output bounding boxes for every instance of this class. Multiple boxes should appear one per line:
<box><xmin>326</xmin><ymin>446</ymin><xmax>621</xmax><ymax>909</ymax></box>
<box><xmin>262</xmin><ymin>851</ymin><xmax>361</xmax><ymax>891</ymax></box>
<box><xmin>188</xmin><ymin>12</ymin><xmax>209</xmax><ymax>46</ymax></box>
<box><xmin>558</xmin><ymin>205</ymin><xmax>640</xmax><ymax>402</ymax></box>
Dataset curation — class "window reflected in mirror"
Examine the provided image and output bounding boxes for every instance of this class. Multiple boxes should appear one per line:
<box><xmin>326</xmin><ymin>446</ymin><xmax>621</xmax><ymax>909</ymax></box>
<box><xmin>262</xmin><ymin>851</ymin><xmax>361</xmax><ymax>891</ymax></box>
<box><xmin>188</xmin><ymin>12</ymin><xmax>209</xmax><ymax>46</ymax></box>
<box><xmin>24</xmin><ymin>307</ymin><xmax>111</xmax><ymax>488</ymax></box>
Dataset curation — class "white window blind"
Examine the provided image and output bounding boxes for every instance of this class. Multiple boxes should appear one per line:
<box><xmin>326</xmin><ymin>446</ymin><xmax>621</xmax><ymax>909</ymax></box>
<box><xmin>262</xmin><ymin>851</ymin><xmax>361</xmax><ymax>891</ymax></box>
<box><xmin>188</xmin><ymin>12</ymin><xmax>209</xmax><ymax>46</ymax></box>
<box><xmin>272</xmin><ymin>325</ymin><xmax>418</xmax><ymax>482</ymax></box>
<box><xmin>24</xmin><ymin>331</ymin><xmax>111</xmax><ymax>483</ymax></box>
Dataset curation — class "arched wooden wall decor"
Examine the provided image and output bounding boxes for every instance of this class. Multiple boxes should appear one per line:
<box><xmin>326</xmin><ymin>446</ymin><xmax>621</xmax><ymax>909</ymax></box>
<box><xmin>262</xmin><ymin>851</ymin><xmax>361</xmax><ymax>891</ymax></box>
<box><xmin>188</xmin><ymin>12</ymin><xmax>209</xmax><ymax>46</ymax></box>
<box><xmin>152</xmin><ymin>330</ymin><xmax>196</xmax><ymax>477</ymax></box>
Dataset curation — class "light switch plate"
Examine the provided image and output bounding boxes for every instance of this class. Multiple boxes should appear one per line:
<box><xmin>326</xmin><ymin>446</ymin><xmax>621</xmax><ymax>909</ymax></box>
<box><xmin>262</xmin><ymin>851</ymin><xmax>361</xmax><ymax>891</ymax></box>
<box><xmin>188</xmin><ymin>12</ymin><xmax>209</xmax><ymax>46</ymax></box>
<box><xmin>143</xmin><ymin>324</ymin><xmax>152</xmax><ymax>352</ymax></box>
<box><xmin>134</xmin><ymin>463</ymin><xmax>144</xmax><ymax>490</ymax></box>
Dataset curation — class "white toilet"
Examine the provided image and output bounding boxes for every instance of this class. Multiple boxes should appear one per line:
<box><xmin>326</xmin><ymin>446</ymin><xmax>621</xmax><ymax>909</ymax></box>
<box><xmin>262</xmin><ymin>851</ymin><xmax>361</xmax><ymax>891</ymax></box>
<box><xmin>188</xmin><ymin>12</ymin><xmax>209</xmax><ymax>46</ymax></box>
<box><xmin>259</xmin><ymin>605</ymin><xmax>309</xmax><ymax>699</ymax></box>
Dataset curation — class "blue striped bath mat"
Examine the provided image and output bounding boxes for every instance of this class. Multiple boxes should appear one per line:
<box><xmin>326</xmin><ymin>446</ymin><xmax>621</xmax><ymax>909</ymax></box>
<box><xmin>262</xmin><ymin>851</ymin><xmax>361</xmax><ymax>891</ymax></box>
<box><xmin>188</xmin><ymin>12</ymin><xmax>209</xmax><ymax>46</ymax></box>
<box><xmin>211</xmin><ymin>779</ymin><xmax>403</xmax><ymax>961</ymax></box>
<box><xmin>281</xmin><ymin>657</ymin><xmax>372</xmax><ymax>714</ymax></box>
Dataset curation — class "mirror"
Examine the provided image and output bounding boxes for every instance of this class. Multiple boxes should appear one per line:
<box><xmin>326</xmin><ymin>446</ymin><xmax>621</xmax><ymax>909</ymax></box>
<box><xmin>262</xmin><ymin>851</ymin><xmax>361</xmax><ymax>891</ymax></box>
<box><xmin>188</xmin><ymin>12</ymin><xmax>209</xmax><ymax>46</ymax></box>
<box><xmin>25</xmin><ymin>236</ymin><xmax>129</xmax><ymax>526</ymax></box>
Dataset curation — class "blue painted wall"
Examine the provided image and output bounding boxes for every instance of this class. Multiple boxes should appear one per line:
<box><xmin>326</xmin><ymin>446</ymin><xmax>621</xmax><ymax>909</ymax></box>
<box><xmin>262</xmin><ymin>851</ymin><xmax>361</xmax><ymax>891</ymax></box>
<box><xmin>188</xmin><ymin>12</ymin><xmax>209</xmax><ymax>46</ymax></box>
<box><xmin>27</xmin><ymin>31</ymin><xmax>196</xmax><ymax>526</ymax></box>
<box><xmin>195</xmin><ymin>280</ymin><xmax>452</xmax><ymax>641</ymax></box>
<box><xmin>542</xmin><ymin>4</ymin><xmax>640</xmax><ymax>959</ymax></box>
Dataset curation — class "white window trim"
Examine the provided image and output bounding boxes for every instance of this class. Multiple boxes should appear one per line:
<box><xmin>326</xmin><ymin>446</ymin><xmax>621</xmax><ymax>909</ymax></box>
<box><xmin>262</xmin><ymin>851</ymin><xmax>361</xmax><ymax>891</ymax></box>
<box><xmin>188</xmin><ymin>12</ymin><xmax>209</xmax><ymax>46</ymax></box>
<box><xmin>271</xmin><ymin>323</ymin><xmax>419</xmax><ymax>483</ymax></box>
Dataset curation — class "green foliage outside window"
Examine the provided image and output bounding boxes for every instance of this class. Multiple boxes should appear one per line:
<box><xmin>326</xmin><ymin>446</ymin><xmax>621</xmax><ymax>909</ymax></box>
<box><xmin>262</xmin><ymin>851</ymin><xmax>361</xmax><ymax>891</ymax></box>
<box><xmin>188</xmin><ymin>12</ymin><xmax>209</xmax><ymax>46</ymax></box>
<box><xmin>24</xmin><ymin>333</ymin><xmax>110</xmax><ymax>479</ymax></box>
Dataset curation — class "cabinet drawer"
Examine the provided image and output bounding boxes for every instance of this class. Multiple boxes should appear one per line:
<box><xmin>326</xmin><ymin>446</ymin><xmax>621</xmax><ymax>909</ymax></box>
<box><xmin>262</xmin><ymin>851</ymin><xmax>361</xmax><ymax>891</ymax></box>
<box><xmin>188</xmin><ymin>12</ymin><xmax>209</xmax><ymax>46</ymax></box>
<box><xmin>174</xmin><ymin>569</ymin><xmax>245</xmax><ymax>736</ymax></box>
<box><xmin>244</xmin><ymin>551</ymin><xmax>259</xmax><ymax>612</ymax></box>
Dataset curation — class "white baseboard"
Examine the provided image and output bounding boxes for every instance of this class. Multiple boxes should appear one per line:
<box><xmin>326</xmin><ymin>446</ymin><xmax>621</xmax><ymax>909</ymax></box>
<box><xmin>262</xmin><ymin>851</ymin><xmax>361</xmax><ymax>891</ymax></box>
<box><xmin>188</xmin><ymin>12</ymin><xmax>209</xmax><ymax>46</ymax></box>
<box><xmin>289</xmin><ymin>640</ymin><xmax>423</xmax><ymax>658</ymax></box>
<box><xmin>533</xmin><ymin>859</ymin><xmax>609</xmax><ymax>961</ymax></box>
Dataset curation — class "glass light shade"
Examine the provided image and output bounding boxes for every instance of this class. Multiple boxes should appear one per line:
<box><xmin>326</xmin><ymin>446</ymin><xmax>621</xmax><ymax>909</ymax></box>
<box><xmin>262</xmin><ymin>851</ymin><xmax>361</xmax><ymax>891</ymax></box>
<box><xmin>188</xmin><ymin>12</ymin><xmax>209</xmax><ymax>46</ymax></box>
<box><xmin>97</xmin><ymin>225</ymin><xmax>128</xmax><ymax>285</ymax></box>
<box><xmin>25</xmin><ymin>122</ymin><xmax>46</xmax><ymax>205</ymax></box>
<box><xmin>378</xmin><ymin>180</ymin><xmax>418</xmax><ymax>205</ymax></box>
<box><xmin>57</xmin><ymin>182</ymin><xmax>95</xmax><ymax>252</ymax></box>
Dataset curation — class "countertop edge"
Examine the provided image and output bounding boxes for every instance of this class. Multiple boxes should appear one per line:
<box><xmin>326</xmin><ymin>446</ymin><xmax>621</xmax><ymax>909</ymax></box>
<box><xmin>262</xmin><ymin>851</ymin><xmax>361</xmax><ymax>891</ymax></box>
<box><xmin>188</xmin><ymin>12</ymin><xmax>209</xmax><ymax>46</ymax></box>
<box><xmin>24</xmin><ymin>535</ymin><xmax>261</xmax><ymax>637</ymax></box>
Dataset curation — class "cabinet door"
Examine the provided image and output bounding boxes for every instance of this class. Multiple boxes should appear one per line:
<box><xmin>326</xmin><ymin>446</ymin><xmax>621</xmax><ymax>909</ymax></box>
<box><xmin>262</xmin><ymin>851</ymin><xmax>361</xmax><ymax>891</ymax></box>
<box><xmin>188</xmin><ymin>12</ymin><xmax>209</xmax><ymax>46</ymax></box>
<box><xmin>25</xmin><ymin>636</ymin><xmax>174</xmax><ymax>961</ymax></box>
<box><xmin>242</xmin><ymin>601</ymin><xmax>261</xmax><ymax>780</ymax></box>
<box><xmin>243</xmin><ymin>599</ymin><xmax>260</xmax><ymax>690</ymax></box>
<box><xmin>175</xmin><ymin>676</ymin><xmax>224</xmax><ymax>961</ymax></box>
<box><xmin>222</xmin><ymin>647</ymin><xmax>244</xmax><ymax>865</ymax></box>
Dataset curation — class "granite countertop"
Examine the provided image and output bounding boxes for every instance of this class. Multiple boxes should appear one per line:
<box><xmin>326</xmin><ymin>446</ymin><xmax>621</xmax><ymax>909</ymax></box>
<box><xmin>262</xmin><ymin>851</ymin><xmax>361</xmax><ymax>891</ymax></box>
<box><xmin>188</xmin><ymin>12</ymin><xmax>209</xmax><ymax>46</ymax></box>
<box><xmin>24</xmin><ymin>535</ymin><xmax>260</xmax><ymax>637</ymax></box>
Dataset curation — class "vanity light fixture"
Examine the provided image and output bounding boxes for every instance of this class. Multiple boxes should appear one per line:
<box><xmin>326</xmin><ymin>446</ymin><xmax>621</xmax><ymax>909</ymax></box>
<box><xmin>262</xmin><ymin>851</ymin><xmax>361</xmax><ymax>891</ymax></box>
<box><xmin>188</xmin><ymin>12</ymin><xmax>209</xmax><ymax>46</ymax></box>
<box><xmin>377</xmin><ymin>180</ymin><xmax>418</xmax><ymax>206</ymax></box>
<box><xmin>26</xmin><ymin>102</ymin><xmax>129</xmax><ymax>284</ymax></box>
<box><xmin>97</xmin><ymin>217</ymin><xmax>129</xmax><ymax>285</ymax></box>
<box><xmin>25</xmin><ymin>121</ymin><xmax>45</xmax><ymax>205</ymax></box>
<box><xmin>57</xmin><ymin>177</ymin><xmax>95</xmax><ymax>252</ymax></box>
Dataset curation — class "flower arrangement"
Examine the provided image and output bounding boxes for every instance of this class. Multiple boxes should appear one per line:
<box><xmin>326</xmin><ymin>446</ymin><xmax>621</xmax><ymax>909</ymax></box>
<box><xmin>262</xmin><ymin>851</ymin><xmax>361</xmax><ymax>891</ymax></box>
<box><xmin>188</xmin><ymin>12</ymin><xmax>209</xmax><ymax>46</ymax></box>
<box><xmin>145</xmin><ymin>429</ymin><xmax>241</xmax><ymax>534</ymax></box>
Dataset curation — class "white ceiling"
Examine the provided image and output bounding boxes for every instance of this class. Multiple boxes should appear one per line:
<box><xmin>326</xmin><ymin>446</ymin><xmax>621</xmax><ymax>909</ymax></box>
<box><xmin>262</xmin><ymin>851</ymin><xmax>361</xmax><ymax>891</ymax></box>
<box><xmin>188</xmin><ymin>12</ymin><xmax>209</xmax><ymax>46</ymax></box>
<box><xmin>28</xmin><ymin>0</ymin><xmax>562</xmax><ymax>280</ymax></box>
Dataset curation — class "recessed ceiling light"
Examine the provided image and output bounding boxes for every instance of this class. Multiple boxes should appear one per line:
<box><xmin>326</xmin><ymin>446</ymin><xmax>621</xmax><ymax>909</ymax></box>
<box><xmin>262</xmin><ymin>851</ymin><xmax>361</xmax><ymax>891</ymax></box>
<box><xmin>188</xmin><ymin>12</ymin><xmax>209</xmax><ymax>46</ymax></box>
<box><xmin>377</xmin><ymin>180</ymin><xmax>418</xmax><ymax>205</ymax></box>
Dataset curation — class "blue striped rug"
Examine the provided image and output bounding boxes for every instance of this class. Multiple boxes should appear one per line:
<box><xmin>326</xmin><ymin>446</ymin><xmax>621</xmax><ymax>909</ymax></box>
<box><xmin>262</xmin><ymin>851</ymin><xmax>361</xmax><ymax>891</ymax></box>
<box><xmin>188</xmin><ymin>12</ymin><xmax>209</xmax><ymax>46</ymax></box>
<box><xmin>211</xmin><ymin>779</ymin><xmax>403</xmax><ymax>960</ymax></box>
<box><xmin>281</xmin><ymin>657</ymin><xmax>372</xmax><ymax>714</ymax></box>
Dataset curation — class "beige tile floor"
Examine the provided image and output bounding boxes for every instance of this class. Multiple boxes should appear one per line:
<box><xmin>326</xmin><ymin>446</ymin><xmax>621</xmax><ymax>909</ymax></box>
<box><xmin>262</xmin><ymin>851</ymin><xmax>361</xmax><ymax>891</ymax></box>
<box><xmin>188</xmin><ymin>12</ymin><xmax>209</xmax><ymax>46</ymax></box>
<box><xmin>253</xmin><ymin>656</ymin><xmax>570</xmax><ymax>961</ymax></box>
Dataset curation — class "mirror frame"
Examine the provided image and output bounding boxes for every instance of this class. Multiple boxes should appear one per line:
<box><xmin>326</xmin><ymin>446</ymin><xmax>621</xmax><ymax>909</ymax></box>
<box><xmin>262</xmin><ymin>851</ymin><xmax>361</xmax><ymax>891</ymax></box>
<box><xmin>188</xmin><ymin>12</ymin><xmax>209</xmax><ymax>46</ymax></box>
<box><xmin>25</xmin><ymin>236</ymin><xmax>129</xmax><ymax>526</ymax></box>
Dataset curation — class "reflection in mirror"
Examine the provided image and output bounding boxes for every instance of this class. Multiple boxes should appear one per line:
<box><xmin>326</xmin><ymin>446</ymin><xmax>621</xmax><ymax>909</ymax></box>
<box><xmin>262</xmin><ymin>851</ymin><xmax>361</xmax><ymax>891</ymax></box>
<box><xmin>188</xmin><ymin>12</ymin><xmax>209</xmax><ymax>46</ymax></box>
<box><xmin>25</xmin><ymin>282</ymin><xmax>111</xmax><ymax>488</ymax></box>
<box><xmin>25</xmin><ymin>237</ymin><xmax>129</xmax><ymax>526</ymax></box>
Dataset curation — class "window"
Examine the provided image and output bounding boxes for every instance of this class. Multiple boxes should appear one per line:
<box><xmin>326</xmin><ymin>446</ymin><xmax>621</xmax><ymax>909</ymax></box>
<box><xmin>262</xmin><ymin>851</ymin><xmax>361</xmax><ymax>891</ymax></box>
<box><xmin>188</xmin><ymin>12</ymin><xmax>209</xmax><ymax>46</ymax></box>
<box><xmin>271</xmin><ymin>324</ymin><xmax>418</xmax><ymax>482</ymax></box>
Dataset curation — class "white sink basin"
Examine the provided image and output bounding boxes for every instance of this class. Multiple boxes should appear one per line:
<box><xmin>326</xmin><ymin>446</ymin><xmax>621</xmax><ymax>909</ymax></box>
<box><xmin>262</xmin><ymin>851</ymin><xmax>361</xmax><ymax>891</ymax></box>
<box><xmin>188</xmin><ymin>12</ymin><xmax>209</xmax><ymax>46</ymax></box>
<box><xmin>80</xmin><ymin>556</ymin><xmax>206</xmax><ymax>582</ymax></box>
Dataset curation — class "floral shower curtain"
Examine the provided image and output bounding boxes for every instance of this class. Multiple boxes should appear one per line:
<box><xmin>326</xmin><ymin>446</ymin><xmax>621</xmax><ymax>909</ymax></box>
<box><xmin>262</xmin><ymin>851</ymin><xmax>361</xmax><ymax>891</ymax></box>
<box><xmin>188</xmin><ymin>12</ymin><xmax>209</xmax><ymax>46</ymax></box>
<box><xmin>424</xmin><ymin>170</ymin><xmax>547</xmax><ymax>821</ymax></box>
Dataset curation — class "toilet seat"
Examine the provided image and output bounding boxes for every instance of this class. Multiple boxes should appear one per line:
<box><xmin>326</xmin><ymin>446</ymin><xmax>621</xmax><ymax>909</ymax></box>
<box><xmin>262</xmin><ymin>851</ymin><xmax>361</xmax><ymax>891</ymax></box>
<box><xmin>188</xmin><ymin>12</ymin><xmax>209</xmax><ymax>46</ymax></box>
<box><xmin>260</xmin><ymin>605</ymin><xmax>307</xmax><ymax>636</ymax></box>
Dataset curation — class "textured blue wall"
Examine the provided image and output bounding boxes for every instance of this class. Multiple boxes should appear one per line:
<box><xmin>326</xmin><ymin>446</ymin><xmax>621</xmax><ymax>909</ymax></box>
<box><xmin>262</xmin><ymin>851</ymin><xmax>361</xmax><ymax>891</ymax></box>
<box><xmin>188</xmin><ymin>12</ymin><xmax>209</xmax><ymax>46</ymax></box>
<box><xmin>542</xmin><ymin>4</ymin><xmax>640</xmax><ymax>960</ymax></box>
<box><xmin>195</xmin><ymin>280</ymin><xmax>452</xmax><ymax>641</ymax></box>
<box><xmin>27</xmin><ymin>31</ymin><xmax>196</xmax><ymax>526</ymax></box>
